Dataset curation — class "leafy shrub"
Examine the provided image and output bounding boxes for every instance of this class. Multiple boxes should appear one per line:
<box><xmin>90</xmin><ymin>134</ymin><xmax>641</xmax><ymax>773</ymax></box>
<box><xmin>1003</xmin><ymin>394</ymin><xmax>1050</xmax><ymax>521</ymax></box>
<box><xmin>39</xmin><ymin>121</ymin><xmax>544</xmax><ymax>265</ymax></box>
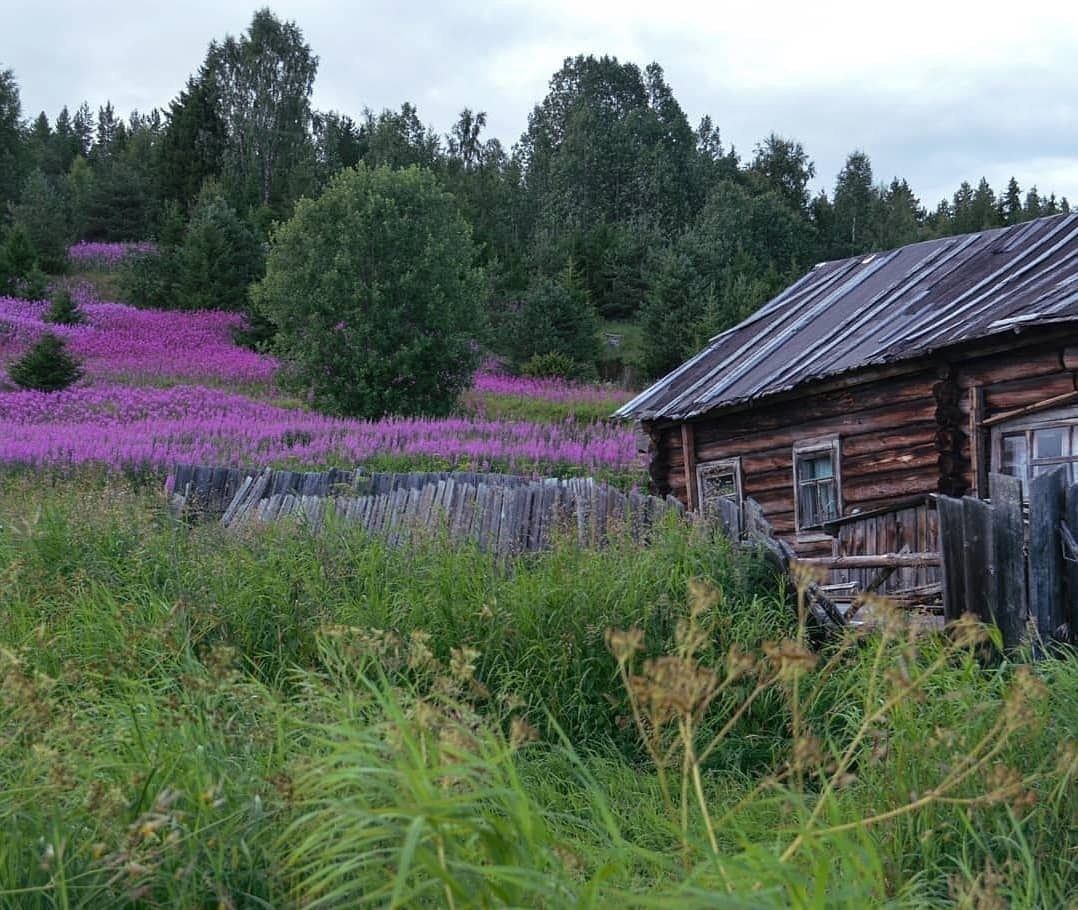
<box><xmin>253</xmin><ymin>164</ymin><xmax>486</xmax><ymax>418</ymax></box>
<box><xmin>7</xmin><ymin>331</ymin><xmax>84</xmax><ymax>391</ymax></box>
<box><xmin>520</xmin><ymin>351</ymin><xmax>578</xmax><ymax>380</ymax></box>
<box><xmin>119</xmin><ymin>192</ymin><xmax>262</xmax><ymax>313</ymax></box>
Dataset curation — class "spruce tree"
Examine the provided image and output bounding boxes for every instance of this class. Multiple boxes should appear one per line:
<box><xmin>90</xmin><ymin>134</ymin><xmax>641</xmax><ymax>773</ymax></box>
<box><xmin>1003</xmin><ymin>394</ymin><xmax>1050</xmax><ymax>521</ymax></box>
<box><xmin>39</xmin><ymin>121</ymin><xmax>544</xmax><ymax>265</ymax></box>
<box><xmin>8</xmin><ymin>332</ymin><xmax>84</xmax><ymax>392</ymax></box>
<box><xmin>44</xmin><ymin>288</ymin><xmax>85</xmax><ymax>325</ymax></box>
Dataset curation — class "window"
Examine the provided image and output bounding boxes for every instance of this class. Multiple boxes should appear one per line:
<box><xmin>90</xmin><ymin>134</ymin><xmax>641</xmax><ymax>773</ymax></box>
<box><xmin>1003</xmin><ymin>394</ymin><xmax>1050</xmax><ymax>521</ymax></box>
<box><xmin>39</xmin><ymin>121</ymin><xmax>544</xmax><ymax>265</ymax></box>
<box><xmin>794</xmin><ymin>439</ymin><xmax>840</xmax><ymax>532</ymax></box>
<box><xmin>993</xmin><ymin>410</ymin><xmax>1078</xmax><ymax>484</ymax></box>
<box><xmin>696</xmin><ymin>459</ymin><xmax>742</xmax><ymax>521</ymax></box>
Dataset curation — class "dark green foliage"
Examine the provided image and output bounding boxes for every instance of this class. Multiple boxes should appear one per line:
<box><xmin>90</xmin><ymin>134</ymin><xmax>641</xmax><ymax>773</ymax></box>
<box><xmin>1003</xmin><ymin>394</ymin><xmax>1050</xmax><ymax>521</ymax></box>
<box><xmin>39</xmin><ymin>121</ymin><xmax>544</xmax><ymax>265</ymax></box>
<box><xmin>18</xmin><ymin>265</ymin><xmax>49</xmax><ymax>301</ymax></box>
<box><xmin>313</xmin><ymin>110</ymin><xmax>363</xmax><ymax>184</ymax></box>
<box><xmin>0</xmin><ymin>225</ymin><xmax>38</xmax><ymax>293</ymax></box>
<box><xmin>78</xmin><ymin>159</ymin><xmax>155</xmax><ymax>241</ymax></box>
<box><xmin>508</xmin><ymin>270</ymin><xmax>600</xmax><ymax>377</ymax></box>
<box><xmin>749</xmin><ymin>133</ymin><xmax>815</xmax><ymax>213</ymax></box>
<box><xmin>119</xmin><ymin>191</ymin><xmax>262</xmax><ymax>312</ymax></box>
<box><xmin>829</xmin><ymin>149</ymin><xmax>879</xmax><ymax>257</ymax></box>
<box><xmin>639</xmin><ymin>179</ymin><xmax>813</xmax><ymax>378</ymax></box>
<box><xmin>520</xmin><ymin>351</ymin><xmax>578</xmax><ymax>380</ymax></box>
<box><xmin>253</xmin><ymin>164</ymin><xmax>486</xmax><ymax>418</ymax></box>
<box><xmin>175</xmin><ymin>190</ymin><xmax>263</xmax><ymax>311</ymax></box>
<box><xmin>876</xmin><ymin>178</ymin><xmax>924</xmax><ymax>249</ymax></box>
<box><xmin>358</xmin><ymin>102</ymin><xmax>442</xmax><ymax>170</ymax></box>
<box><xmin>7</xmin><ymin>331</ymin><xmax>84</xmax><ymax>391</ymax></box>
<box><xmin>78</xmin><ymin>158</ymin><xmax>156</xmax><ymax>240</ymax></box>
<box><xmin>1001</xmin><ymin>177</ymin><xmax>1024</xmax><ymax>225</ymax></box>
<box><xmin>157</xmin><ymin>65</ymin><xmax>226</xmax><ymax>210</ymax></box>
<box><xmin>44</xmin><ymin>287</ymin><xmax>85</xmax><ymax>325</ymax></box>
<box><xmin>520</xmin><ymin>56</ymin><xmax>698</xmax><ymax>235</ymax></box>
<box><xmin>0</xmin><ymin>67</ymin><xmax>25</xmax><ymax>208</ymax></box>
<box><xmin>8</xmin><ymin>170</ymin><xmax>70</xmax><ymax>272</ymax></box>
<box><xmin>118</xmin><ymin>243</ymin><xmax>182</xmax><ymax>310</ymax></box>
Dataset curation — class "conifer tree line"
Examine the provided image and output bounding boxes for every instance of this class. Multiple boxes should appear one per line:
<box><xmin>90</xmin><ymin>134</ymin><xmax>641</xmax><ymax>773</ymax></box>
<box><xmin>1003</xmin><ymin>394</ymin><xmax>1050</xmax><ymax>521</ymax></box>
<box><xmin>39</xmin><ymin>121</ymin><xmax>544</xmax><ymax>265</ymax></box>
<box><xmin>0</xmin><ymin>8</ymin><xmax>1071</xmax><ymax>383</ymax></box>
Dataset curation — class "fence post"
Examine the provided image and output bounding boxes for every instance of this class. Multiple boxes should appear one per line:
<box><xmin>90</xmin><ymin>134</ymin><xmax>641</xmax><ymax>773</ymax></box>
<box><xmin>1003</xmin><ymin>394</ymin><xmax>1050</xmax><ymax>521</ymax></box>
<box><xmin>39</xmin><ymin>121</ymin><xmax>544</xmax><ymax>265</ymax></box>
<box><xmin>937</xmin><ymin>496</ymin><xmax>966</xmax><ymax>622</ymax></box>
<box><xmin>988</xmin><ymin>473</ymin><xmax>1028</xmax><ymax>651</ymax></box>
<box><xmin>1065</xmin><ymin>483</ymin><xmax>1078</xmax><ymax>645</ymax></box>
<box><xmin>1029</xmin><ymin>467</ymin><xmax>1067</xmax><ymax>648</ymax></box>
<box><xmin>961</xmin><ymin>498</ymin><xmax>994</xmax><ymax>625</ymax></box>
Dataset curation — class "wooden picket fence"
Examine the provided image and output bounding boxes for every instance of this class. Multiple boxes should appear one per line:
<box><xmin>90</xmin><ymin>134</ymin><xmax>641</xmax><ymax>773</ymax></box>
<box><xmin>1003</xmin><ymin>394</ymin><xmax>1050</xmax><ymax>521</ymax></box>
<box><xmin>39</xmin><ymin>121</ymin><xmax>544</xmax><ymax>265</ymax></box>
<box><xmin>168</xmin><ymin>464</ymin><xmax>685</xmax><ymax>556</ymax></box>
<box><xmin>938</xmin><ymin>470</ymin><xmax>1078</xmax><ymax>652</ymax></box>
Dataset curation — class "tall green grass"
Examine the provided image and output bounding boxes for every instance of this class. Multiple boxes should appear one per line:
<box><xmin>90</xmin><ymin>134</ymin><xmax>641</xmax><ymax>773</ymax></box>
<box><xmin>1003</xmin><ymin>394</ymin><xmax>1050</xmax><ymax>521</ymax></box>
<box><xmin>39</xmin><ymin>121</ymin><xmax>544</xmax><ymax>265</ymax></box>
<box><xmin>0</xmin><ymin>478</ymin><xmax>1073</xmax><ymax>907</ymax></box>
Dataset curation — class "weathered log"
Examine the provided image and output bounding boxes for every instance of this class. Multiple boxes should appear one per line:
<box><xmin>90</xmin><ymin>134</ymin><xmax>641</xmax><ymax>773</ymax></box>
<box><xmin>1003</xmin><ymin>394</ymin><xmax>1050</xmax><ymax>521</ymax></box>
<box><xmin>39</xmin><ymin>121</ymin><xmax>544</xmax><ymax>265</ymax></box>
<box><xmin>800</xmin><ymin>552</ymin><xmax>940</xmax><ymax>569</ymax></box>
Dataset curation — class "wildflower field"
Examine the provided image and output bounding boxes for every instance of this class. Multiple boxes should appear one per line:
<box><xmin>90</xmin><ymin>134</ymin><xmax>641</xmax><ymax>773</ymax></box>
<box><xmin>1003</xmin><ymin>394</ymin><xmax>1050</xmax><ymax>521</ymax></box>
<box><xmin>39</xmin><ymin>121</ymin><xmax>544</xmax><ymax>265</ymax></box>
<box><xmin>0</xmin><ymin>257</ymin><xmax>638</xmax><ymax>480</ymax></box>
<box><xmin>0</xmin><ymin>246</ymin><xmax>1074</xmax><ymax>907</ymax></box>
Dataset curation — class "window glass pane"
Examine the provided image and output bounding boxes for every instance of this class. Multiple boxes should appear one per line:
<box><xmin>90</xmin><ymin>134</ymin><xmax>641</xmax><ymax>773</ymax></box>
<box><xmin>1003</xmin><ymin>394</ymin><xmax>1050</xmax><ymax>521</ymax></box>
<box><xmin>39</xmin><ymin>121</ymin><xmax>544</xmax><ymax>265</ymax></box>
<box><xmin>796</xmin><ymin>449</ymin><xmax>837</xmax><ymax>528</ymax></box>
<box><xmin>1034</xmin><ymin>428</ymin><xmax>1066</xmax><ymax>459</ymax></box>
<box><xmin>702</xmin><ymin>471</ymin><xmax>736</xmax><ymax>500</ymax></box>
<box><xmin>818</xmin><ymin>479</ymin><xmax>838</xmax><ymax>521</ymax></box>
<box><xmin>1001</xmin><ymin>434</ymin><xmax>1028</xmax><ymax>478</ymax></box>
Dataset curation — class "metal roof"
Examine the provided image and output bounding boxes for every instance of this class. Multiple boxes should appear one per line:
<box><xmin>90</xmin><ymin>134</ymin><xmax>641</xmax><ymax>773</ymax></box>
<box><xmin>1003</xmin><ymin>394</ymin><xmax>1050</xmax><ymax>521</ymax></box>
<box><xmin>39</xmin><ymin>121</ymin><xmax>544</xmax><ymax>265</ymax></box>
<box><xmin>615</xmin><ymin>213</ymin><xmax>1078</xmax><ymax>422</ymax></box>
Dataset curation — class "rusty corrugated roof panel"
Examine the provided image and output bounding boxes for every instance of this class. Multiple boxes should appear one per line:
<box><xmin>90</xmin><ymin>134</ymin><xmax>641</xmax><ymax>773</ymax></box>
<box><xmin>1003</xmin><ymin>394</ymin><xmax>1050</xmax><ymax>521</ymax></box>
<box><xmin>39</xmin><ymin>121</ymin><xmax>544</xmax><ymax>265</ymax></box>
<box><xmin>615</xmin><ymin>213</ymin><xmax>1078</xmax><ymax>422</ymax></box>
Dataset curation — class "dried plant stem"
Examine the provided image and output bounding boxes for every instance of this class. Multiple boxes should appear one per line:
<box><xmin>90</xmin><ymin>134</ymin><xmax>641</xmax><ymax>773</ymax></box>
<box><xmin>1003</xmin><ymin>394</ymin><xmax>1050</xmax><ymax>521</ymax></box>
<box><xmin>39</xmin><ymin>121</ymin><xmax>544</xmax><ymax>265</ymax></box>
<box><xmin>697</xmin><ymin>679</ymin><xmax>771</xmax><ymax>765</ymax></box>
<box><xmin>781</xmin><ymin>646</ymin><xmax>1018</xmax><ymax>863</ymax></box>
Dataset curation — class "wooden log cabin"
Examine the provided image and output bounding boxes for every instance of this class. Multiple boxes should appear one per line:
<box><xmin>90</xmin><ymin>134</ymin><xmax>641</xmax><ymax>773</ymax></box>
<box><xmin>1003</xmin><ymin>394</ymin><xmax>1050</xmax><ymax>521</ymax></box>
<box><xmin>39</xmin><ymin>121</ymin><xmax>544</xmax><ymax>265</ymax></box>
<box><xmin>615</xmin><ymin>213</ymin><xmax>1078</xmax><ymax>600</ymax></box>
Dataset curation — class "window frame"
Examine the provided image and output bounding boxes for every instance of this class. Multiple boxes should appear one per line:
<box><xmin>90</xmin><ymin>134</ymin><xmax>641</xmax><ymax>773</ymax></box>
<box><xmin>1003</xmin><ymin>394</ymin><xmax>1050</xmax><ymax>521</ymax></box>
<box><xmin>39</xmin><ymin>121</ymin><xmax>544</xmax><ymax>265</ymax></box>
<box><xmin>793</xmin><ymin>437</ymin><xmax>842</xmax><ymax>537</ymax></box>
<box><xmin>991</xmin><ymin>404</ymin><xmax>1078</xmax><ymax>486</ymax></box>
<box><xmin>696</xmin><ymin>458</ymin><xmax>743</xmax><ymax>510</ymax></box>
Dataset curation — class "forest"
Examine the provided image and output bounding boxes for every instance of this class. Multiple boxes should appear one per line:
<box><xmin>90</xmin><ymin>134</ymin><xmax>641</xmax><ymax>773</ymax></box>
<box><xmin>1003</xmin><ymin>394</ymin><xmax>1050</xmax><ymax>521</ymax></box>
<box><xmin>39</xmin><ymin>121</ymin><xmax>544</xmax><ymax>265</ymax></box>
<box><xmin>1</xmin><ymin>7</ymin><xmax>1070</xmax><ymax>394</ymax></box>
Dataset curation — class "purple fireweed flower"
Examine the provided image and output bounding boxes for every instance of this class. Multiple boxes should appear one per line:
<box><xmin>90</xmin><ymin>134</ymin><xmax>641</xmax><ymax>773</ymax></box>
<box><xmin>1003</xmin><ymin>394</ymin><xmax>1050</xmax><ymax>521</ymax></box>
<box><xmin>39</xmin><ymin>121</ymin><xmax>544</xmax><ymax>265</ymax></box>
<box><xmin>0</xmin><ymin>294</ymin><xmax>640</xmax><ymax>475</ymax></box>
<box><xmin>67</xmin><ymin>241</ymin><xmax>158</xmax><ymax>269</ymax></box>
<box><xmin>471</xmin><ymin>364</ymin><xmax>627</xmax><ymax>409</ymax></box>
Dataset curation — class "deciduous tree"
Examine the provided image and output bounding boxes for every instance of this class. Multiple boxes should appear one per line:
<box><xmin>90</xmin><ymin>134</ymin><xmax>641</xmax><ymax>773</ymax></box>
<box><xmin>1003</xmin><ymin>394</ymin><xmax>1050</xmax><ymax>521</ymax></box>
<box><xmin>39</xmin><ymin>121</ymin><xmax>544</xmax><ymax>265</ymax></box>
<box><xmin>253</xmin><ymin>164</ymin><xmax>486</xmax><ymax>418</ymax></box>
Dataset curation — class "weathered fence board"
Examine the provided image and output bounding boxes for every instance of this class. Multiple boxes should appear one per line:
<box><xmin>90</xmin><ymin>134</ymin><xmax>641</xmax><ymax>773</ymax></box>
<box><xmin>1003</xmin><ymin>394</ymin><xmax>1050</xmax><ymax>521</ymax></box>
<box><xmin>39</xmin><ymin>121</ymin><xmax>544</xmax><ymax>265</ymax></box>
<box><xmin>939</xmin><ymin>469</ymin><xmax>1078</xmax><ymax>652</ymax></box>
<box><xmin>938</xmin><ymin>496</ymin><xmax>967</xmax><ymax>622</ymax></box>
<box><xmin>961</xmin><ymin>498</ymin><xmax>994</xmax><ymax>625</ymax></box>
<box><xmin>1029</xmin><ymin>468</ymin><xmax>1066</xmax><ymax>644</ymax></box>
<box><xmin>169</xmin><ymin>464</ymin><xmax>684</xmax><ymax>556</ymax></box>
<box><xmin>989</xmin><ymin>473</ymin><xmax>1028</xmax><ymax>650</ymax></box>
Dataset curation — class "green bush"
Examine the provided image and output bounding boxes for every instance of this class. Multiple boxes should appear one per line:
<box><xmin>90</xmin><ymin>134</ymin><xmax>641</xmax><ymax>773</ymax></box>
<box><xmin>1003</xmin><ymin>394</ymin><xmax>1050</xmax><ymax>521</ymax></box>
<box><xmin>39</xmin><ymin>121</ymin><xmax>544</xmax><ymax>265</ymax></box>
<box><xmin>520</xmin><ymin>351</ymin><xmax>578</xmax><ymax>379</ymax></box>
<box><xmin>0</xmin><ymin>226</ymin><xmax>38</xmax><ymax>294</ymax></box>
<box><xmin>253</xmin><ymin>164</ymin><xmax>486</xmax><ymax>418</ymax></box>
<box><xmin>119</xmin><ymin>193</ymin><xmax>262</xmax><ymax>313</ymax></box>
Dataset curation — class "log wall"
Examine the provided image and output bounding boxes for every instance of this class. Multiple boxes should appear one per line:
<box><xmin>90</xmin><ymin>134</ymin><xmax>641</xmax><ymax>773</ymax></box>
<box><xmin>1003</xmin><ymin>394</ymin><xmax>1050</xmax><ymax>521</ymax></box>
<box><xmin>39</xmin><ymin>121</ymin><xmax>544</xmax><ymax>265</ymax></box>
<box><xmin>645</xmin><ymin>332</ymin><xmax>1078</xmax><ymax>559</ymax></box>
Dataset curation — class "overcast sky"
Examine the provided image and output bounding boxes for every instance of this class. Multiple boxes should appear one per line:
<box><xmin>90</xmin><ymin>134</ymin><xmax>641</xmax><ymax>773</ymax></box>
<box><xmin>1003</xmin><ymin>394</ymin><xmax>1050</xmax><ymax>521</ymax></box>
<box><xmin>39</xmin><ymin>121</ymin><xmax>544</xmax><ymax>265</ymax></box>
<box><xmin>5</xmin><ymin>0</ymin><xmax>1078</xmax><ymax>208</ymax></box>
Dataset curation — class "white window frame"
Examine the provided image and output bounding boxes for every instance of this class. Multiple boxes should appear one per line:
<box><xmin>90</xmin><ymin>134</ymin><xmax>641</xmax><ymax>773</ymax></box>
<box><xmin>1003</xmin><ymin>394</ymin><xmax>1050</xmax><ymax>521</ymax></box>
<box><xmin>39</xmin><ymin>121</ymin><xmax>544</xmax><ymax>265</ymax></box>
<box><xmin>793</xmin><ymin>437</ymin><xmax>841</xmax><ymax>536</ymax></box>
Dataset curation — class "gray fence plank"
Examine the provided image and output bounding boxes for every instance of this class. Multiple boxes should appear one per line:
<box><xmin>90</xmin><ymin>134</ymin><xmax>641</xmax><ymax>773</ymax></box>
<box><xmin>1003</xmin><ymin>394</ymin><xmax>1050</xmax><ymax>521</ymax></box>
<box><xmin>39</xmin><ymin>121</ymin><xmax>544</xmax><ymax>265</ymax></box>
<box><xmin>1066</xmin><ymin>483</ymin><xmax>1078</xmax><ymax>644</ymax></box>
<box><xmin>989</xmin><ymin>473</ymin><xmax>1028</xmax><ymax>651</ymax></box>
<box><xmin>937</xmin><ymin>496</ymin><xmax>967</xmax><ymax>622</ymax></box>
<box><xmin>961</xmin><ymin>498</ymin><xmax>994</xmax><ymax>625</ymax></box>
<box><xmin>1029</xmin><ymin>467</ymin><xmax>1067</xmax><ymax>645</ymax></box>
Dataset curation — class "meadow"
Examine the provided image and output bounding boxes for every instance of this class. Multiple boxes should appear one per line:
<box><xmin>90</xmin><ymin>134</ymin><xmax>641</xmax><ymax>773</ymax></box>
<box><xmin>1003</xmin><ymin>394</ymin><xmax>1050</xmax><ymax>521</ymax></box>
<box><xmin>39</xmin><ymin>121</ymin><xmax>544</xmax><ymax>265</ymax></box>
<box><xmin>0</xmin><ymin>245</ymin><xmax>1073</xmax><ymax>907</ymax></box>
<box><xmin>0</xmin><ymin>249</ymin><xmax>637</xmax><ymax>480</ymax></box>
